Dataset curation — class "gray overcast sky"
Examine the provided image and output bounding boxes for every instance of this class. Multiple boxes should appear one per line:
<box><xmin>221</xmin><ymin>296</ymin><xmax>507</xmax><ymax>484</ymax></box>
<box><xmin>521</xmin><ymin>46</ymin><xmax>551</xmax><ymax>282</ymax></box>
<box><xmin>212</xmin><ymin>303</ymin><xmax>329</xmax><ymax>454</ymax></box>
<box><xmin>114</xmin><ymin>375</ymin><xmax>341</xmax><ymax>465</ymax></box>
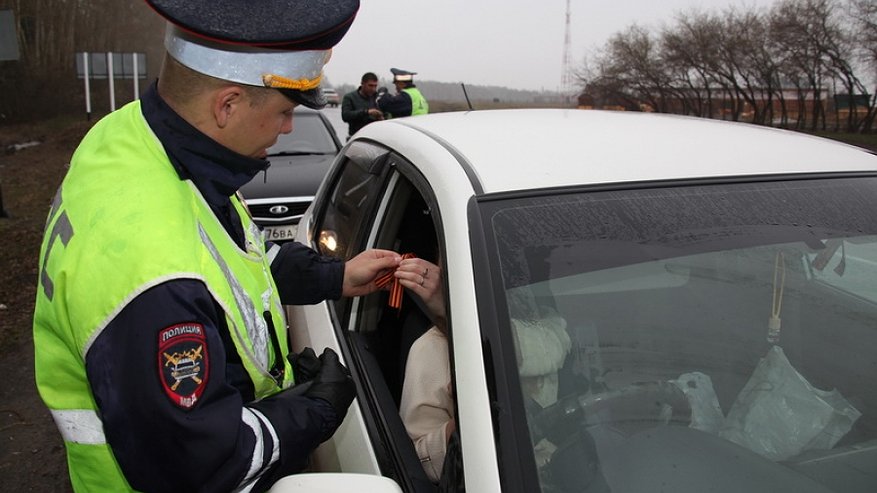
<box><xmin>325</xmin><ymin>0</ymin><xmax>781</xmax><ymax>92</ymax></box>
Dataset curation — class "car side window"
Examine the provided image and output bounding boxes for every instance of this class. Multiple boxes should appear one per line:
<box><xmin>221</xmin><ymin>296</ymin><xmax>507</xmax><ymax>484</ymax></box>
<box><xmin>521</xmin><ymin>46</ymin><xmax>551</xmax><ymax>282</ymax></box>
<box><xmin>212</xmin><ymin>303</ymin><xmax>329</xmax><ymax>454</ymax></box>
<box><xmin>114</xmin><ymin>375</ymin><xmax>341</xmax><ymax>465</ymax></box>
<box><xmin>314</xmin><ymin>143</ymin><xmax>389</xmax><ymax>260</ymax></box>
<box><xmin>362</xmin><ymin>168</ymin><xmax>464</xmax><ymax>490</ymax></box>
<box><xmin>313</xmin><ymin>141</ymin><xmax>392</xmax><ymax>323</ymax></box>
<box><xmin>325</xmin><ymin>151</ymin><xmax>457</xmax><ymax>490</ymax></box>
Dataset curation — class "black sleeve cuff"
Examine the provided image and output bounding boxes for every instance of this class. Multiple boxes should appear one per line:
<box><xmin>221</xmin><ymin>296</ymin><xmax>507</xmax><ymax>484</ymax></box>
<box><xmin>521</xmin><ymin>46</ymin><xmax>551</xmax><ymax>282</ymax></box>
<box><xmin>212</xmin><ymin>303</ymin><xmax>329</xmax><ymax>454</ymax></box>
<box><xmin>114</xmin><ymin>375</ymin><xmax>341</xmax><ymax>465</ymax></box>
<box><xmin>271</xmin><ymin>241</ymin><xmax>344</xmax><ymax>304</ymax></box>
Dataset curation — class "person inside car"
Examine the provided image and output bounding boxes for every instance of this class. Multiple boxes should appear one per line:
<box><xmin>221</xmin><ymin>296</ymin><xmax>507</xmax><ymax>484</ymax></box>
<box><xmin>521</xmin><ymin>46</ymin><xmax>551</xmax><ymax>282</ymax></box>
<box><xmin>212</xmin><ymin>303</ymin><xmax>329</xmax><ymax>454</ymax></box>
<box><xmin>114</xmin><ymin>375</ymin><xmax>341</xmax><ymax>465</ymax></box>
<box><xmin>396</xmin><ymin>253</ymin><xmax>451</xmax><ymax>483</ymax></box>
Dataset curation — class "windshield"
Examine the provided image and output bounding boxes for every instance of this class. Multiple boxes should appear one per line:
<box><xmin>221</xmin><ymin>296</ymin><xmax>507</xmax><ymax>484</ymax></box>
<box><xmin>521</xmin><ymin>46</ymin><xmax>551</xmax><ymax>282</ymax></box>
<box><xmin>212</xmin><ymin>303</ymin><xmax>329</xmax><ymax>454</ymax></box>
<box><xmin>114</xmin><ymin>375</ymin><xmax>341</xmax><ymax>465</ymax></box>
<box><xmin>267</xmin><ymin>112</ymin><xmax>337</xmax><ymax>155</ymax></box>
<box><xmin>483</xmin><ymin>176</ymin><xmax>877</xmax><ymax>493</ymax></box>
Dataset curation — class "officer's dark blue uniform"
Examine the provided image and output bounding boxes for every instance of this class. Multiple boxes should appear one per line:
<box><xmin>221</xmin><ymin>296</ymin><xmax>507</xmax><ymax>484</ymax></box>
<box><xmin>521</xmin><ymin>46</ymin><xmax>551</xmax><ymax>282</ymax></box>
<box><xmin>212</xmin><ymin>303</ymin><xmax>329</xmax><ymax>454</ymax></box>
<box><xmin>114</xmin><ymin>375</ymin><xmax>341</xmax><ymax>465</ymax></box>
<box><xmin>376</xmin><ymin>67</ymin><xmax>430</xmax><ymax>117</ymax></box>
<box><xmin>85</xmin><ymin>85</ymin><xmax>346</xmax><ymax>491</ymax></box>
<box><xmin>30</xmin><ymin>1</ymin><xmax>404</xmax><ymax>492</ymax></box>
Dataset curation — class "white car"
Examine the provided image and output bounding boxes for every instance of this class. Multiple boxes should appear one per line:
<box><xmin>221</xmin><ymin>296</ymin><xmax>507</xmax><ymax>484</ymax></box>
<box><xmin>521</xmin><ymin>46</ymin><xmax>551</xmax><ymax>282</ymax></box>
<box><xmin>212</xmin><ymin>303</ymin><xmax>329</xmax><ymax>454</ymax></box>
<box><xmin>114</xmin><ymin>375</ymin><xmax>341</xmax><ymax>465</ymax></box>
<box><xmin>276</xmin><ymin>109</ymin><xmax>877</xmax><ymax>493</ymax></box>
<box><xmin>323</xmin><ymin>87</ymin><xmax>341</xmax><ymax>107</ymax></box>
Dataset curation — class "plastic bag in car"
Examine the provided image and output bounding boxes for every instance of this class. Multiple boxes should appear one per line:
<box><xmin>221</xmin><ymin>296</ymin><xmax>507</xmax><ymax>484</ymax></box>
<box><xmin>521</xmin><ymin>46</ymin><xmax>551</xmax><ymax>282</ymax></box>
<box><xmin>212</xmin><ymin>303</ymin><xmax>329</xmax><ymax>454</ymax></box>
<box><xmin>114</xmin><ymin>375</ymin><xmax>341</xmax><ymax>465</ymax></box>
<box><xmin>672</xmin><ymin>371</ymin><xmax>724</xmax><ymax>434</ymax></box>
<box><xmin>719</xmin><ymin>346</ymin><xmax>861</xmax><ymax>461</ymax></box>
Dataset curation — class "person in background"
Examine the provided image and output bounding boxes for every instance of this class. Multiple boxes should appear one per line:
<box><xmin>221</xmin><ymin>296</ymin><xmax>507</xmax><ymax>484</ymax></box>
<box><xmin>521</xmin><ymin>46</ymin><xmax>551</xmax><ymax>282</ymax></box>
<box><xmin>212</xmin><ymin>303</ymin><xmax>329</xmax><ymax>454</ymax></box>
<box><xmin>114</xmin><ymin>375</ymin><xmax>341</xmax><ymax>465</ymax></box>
<box><xmin>341</xmin><ymin>71</ymin><xmax>384</xmax><ymax>139</ymax></box>
<box><xmin>31</xmin><ymin>1</ymin><xmax>404</xmax><ymax>492</ymax></box>
<box><xmin>376</xmin><ymin>67</ymin><xmax>429</xmax><ymax>118</ymax></box>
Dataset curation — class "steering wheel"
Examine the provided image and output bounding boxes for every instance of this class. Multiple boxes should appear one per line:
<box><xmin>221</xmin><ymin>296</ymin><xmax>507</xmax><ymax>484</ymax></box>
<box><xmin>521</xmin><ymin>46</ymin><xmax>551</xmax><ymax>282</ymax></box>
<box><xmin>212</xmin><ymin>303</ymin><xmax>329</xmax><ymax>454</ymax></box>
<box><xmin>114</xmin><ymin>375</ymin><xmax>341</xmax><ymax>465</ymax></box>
<box><xmin>532</xmin><ymin>381</ymin><xmax>691</xmax><ymax>493</ymax></box>
<box><xmin>579</xmin><ymin>380</ymin><xmax>691</xmax><ymax>428</ymax></box>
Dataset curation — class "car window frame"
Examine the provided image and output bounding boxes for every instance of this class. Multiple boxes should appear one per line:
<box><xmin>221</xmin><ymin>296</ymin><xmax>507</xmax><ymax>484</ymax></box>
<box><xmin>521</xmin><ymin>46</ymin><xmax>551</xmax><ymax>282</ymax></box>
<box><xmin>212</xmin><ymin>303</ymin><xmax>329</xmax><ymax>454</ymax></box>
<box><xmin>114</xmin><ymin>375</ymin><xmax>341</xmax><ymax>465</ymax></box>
<box><xmin>469</xmin><ymin>195</ymin><xmax>545</xmax><ymax>493</ymax></box>
<box><xmin>309</xmin><ymin>140</ymin><xmax>394</xmax><ymax>326</ymax></box>
<box><xmin>309</xmin><ymin>141</ymin><xmax>453</xmax><ymax>491</ymax></box>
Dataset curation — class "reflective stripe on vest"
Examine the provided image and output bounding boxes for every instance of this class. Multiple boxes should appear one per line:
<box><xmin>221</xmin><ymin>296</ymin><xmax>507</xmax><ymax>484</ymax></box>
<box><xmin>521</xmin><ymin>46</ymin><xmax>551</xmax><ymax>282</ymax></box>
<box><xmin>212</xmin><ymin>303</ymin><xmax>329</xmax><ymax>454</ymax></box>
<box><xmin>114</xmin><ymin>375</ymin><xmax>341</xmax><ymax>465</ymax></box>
<box><xmin>51</xmin><ymin>409</ymin><xmax>106</xmax><ymax>445</ymax></box>
<box><xmin>33</xmin><ymin>100</ymin><xmax>293</xmax><ymax>491</ymax></box>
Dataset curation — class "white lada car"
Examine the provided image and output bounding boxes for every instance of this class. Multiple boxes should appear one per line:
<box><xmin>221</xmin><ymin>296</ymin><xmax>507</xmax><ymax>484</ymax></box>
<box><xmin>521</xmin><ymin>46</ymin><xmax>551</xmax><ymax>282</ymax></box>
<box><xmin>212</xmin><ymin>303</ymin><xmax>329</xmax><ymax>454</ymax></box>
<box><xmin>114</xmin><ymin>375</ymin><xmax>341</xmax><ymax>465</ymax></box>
<box><xmin>272</xmin><ymin>109</ymin><xmax>877</xmax><ymax>493</ymax></box>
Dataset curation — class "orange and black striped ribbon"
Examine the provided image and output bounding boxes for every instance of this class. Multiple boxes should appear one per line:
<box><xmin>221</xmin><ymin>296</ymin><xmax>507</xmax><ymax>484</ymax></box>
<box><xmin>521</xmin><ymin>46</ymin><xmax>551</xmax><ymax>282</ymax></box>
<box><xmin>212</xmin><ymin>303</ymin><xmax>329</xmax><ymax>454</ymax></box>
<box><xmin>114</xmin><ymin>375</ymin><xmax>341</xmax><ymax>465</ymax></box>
<box><xmin>375</xmin><ymin>253</ymin><xmax>417</xmax><ymax>311</ymax></box>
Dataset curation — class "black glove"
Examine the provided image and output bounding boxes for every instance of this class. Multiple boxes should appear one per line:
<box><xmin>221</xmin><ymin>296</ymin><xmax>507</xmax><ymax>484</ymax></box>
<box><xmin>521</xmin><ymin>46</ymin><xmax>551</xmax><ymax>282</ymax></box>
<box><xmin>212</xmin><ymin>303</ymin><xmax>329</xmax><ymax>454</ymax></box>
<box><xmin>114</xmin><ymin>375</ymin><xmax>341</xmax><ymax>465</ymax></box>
<box><xmin>288</xmin><ymin>347</ymin><xmax>321</xmax><ymax>384</ymax></box>
<box><xmin>304</xmin><ymin>348</ymin><xmax>356</xmax><ymax>421</ymax></box>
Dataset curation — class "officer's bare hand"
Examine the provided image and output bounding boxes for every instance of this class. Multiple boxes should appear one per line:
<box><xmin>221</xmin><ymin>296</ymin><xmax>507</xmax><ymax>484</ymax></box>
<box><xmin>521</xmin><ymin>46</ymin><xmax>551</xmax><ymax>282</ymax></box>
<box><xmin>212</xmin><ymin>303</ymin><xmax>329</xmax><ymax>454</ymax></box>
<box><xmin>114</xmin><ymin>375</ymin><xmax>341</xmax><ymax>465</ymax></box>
<box><xmin>342</xmin><ymin>249</ymin><xmax>401</xmax><ymax>297</ymax></box>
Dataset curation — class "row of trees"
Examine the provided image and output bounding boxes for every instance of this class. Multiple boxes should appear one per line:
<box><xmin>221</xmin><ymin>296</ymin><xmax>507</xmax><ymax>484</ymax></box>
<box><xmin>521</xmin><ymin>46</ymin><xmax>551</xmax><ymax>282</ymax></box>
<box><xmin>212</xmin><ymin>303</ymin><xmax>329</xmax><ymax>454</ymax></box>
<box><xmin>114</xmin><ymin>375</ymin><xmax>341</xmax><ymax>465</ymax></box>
<box><xmin>578</xmin><ymin>0</ymin><xmax>877</xmax><ymax>132</ymax></box>
<box><xmin>0</xmin><ymin>0</ymin><xmax>165</xmax><ymax>122</ymax></box>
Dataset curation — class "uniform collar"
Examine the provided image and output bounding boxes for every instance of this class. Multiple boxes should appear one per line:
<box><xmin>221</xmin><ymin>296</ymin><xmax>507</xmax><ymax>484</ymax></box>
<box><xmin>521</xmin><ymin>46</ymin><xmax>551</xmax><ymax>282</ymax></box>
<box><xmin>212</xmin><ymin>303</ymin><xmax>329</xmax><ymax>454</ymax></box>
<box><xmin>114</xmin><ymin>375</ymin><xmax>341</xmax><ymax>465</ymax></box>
<box><xmin>141</xmin><ymin>82</ymin><xmax>269</xmax><ymax>206</ymax></box>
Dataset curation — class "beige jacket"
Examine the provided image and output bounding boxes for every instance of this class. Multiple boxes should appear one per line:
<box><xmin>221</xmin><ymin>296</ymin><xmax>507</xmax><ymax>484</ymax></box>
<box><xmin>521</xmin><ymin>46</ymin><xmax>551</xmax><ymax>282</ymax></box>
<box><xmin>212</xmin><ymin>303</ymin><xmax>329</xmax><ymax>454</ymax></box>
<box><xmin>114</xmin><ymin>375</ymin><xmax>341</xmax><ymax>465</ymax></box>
<box><xmin>399</xmin><ymin>327</ymin><xmax>452</xmax><ymax>482</ymax></box>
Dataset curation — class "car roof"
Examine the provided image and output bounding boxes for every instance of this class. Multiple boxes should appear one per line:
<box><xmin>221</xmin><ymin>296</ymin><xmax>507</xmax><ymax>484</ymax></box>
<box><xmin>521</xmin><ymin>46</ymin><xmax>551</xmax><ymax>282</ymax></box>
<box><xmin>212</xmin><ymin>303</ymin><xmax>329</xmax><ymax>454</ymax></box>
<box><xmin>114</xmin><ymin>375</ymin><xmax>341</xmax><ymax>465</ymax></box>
<box><xmin>365</xmin><ymin>109</ymin><xmax>877</xmax><ymax>194</ymax></box>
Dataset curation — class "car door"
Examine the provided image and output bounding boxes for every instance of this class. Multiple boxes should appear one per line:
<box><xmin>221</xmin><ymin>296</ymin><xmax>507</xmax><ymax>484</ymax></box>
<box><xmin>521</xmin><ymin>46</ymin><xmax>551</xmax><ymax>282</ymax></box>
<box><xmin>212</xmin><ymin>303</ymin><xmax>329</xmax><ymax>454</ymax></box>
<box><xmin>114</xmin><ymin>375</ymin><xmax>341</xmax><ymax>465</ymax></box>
<box><xmin>290</xmin><ymin>140</ymin><xmax>452</xmax><ymax>492</ymax></box>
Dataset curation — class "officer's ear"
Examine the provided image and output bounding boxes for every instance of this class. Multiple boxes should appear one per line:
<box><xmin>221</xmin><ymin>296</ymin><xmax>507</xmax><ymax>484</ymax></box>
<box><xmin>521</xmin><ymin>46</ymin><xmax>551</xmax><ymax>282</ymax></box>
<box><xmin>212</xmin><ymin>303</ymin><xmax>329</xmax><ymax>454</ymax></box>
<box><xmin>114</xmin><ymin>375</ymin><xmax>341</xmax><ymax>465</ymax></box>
<box><xmin>213</xmin><ymin>85</ymin><xmax>246</xmax><ymax>129</ymax></box>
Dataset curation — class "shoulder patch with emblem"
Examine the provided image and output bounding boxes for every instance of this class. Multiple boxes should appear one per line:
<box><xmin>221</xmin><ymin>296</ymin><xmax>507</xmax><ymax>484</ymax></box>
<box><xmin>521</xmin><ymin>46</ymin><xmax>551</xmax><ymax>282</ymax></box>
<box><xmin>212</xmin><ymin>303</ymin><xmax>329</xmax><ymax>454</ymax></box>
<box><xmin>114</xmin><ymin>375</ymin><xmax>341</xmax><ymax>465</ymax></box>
<box><xmin>158</xmin><ymin>323</ymin><xmax>209</xmax><ymax>409</ymax></box>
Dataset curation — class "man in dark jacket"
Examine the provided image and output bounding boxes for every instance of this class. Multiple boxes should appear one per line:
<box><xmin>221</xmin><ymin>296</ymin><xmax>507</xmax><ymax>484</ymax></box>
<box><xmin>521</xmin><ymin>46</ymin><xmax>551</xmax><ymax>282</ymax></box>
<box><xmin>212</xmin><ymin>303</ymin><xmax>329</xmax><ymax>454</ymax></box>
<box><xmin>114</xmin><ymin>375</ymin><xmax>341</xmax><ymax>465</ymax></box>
<box><xmin>341</xmin><ymin>72</ymin><xmax>384</xmax><ymax>139</ymax></box>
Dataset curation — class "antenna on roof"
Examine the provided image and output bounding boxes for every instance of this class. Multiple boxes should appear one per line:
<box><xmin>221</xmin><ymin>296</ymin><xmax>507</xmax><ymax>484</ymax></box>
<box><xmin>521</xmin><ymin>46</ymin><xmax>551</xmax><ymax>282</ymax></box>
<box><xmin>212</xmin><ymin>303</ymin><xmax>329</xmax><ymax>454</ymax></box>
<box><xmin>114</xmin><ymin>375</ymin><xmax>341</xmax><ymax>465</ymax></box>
<box><xmin>461</xmin><ymin>83</ymin><xmax>474</xmax><ymax>111</ymax></box>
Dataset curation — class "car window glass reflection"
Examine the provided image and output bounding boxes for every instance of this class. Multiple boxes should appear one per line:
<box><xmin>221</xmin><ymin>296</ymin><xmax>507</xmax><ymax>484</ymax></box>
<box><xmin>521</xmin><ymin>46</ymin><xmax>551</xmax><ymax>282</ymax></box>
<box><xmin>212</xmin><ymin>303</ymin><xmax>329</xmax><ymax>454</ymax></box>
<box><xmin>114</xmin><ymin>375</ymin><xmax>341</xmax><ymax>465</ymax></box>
<box><xmin>487</xmin><ymin>177</ymin><xmax>877</xmax><ymax>493</ymax></box>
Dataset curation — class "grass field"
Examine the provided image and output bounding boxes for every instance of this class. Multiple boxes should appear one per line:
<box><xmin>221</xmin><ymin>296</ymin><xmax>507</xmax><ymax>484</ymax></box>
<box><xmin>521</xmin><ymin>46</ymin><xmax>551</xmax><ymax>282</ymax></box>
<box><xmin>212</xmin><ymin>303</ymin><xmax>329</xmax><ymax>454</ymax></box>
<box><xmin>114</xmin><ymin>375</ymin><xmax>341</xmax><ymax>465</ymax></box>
<box><xmin>809</xmin><ymin>130</ymin><xmax>877</xmax><ymax>153</ymax></box>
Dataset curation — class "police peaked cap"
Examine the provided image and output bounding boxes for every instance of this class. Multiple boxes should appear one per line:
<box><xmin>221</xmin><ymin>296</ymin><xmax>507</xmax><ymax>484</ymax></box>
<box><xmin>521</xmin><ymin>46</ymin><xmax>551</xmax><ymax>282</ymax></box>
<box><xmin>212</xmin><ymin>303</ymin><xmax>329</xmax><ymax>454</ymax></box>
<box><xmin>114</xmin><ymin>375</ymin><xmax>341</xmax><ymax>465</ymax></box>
<box><xmin>391</xmin><ymin>67</ymin><xmax>417</xmax><ymax>82</ymax></box>
<box><xmin>145</xmin><ymin>0</ymin><xmax>360</xmax><ymax>109</ymax></box>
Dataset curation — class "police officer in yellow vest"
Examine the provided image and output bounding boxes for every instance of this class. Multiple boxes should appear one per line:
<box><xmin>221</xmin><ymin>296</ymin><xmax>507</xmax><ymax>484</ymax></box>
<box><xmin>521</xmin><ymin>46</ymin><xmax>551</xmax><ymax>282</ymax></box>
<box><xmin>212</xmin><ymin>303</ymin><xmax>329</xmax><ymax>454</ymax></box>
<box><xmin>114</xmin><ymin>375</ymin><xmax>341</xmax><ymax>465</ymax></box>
<box><xmin>32</xmin><ymin>1</ymin><xmax>404</xmax><ymax>491</ymax></box>
<box><xmin>376</xmin><ymin>67</ymin><xmax>429</xmax><ymax>118</ymax></box>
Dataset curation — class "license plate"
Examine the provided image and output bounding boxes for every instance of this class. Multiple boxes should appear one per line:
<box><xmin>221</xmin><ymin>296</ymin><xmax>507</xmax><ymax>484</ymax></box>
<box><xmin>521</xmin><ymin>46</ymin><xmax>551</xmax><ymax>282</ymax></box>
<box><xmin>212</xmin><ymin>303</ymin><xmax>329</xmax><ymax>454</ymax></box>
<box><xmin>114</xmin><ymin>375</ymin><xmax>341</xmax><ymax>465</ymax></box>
<box><xmin>264</xmin><ymin>224</ymin><xmax>298</xmax><ymax>241</ymax></box>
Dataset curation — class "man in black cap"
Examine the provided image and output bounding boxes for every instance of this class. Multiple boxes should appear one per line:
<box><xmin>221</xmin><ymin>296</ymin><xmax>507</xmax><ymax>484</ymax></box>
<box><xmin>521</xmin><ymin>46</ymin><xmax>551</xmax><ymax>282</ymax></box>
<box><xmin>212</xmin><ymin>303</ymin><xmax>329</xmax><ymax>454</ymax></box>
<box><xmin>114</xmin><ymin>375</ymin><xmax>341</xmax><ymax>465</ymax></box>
<box><xmin>376</xmin><ymin>67</ymin><xmax>430</xmax><ymax>118</ymax></box>
<box><xmin>341</xmin><ymin>72</ymin><xmax>384</xmax><ymax>139</ymax></box>
<box><xmin>32</xmin><ymin>1</ymin><xmax>403</xmax><ymax>492</ymax></box>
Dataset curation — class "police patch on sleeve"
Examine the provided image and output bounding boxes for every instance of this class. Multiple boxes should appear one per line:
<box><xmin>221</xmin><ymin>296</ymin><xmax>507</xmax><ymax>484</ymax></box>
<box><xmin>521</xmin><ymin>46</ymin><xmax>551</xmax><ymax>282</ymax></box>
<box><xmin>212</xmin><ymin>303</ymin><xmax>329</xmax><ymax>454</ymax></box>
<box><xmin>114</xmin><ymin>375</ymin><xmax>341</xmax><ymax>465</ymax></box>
<box><xmin>158</xmin><ymin>323</ymin><xmax>209</xmax><ymax>409</ymax></box>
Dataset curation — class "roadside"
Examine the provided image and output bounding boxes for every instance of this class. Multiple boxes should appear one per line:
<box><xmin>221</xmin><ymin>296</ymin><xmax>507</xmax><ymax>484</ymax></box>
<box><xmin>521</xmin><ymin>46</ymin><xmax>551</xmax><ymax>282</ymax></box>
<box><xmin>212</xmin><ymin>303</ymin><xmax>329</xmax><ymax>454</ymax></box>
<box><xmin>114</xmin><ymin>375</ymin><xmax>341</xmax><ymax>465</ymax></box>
<box><xmin>0</xmin><ymin>116</ymin><xmax>91</xmax><ymax>492</ymax></box>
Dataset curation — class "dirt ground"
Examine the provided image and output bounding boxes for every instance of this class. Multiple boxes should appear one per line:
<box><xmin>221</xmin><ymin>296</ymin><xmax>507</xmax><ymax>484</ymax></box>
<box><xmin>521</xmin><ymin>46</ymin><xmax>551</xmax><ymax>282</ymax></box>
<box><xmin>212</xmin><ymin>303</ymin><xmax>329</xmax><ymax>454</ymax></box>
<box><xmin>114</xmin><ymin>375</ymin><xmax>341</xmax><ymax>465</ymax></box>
<box><xmin>0</xmin><ymin>117</ymin><xmax>92</xmax><ymax>492</ymax></box>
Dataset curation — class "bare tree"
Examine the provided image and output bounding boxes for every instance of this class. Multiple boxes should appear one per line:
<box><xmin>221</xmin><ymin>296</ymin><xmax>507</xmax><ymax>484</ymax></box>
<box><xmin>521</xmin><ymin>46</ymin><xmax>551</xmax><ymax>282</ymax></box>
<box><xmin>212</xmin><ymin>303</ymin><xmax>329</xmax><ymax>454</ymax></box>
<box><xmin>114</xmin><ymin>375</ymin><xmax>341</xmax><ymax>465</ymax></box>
<box><xmin>723</xmin><ymin>8</ymin><xmax>783</xmax><ymax>125</ymax></box>
<box><xmin>699</xmin><ymin>7</ymin><xmax>780</xmax><ymax>124</ymax></box>
<box><xmin>661</xmin><ymin>11</ymin><xmax>724</xmax><ymax>118</ymax></box>
<box><xmin>849</xmin><ymin>0</ymin><xmax>877</xmax><ymax>131</ymax></box>
<box><xmin>768</xmin><ymin>0</ymin><xmax>835</xmax><ymax>130</ymax></box>
<box><xmin>601</xmin><ymin>25</ymin><xmax>676</xmax><ymax>112</ymax></box>
<box><xmin>0</xmin><ymin>0</ymin><xmax>164</xmax><ymax>122</ymax></box>
<box><xmin>579</xmin><ymin>0</ymin><xmax>875</xmax><ymax>132</ymax></box>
